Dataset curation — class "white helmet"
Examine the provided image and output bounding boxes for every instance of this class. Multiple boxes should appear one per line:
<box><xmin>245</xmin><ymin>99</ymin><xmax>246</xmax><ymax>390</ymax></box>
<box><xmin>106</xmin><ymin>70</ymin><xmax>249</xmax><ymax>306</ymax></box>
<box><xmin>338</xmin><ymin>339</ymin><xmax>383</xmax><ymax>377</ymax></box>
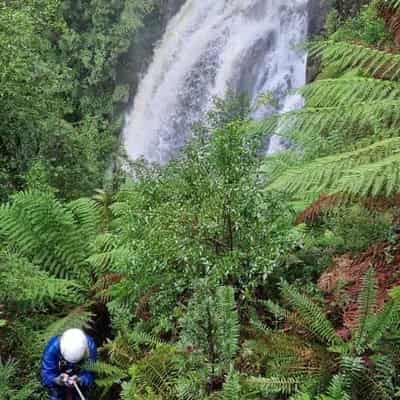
<box><xmin>60</xmin><ymin>328</ymin><xmax>88</xmax><ymax>363</ymax></box>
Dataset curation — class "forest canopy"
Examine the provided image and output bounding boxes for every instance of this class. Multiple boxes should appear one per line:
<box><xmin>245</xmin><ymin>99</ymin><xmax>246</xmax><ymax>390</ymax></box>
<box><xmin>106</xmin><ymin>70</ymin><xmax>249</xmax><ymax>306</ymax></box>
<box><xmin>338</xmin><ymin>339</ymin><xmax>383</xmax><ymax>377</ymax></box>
<box><xmin>2</xmin><ymin>1</ymin><xmax>400</xmax><ymax>400</ymax></box>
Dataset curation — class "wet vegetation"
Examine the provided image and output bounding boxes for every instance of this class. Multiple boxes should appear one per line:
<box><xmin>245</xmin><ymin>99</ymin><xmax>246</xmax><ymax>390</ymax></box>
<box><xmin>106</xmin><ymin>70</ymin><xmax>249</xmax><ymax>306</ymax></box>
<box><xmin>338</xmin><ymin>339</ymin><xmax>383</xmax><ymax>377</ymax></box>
<box><xmin>3</xmin><ymin>1</ymin><xmax>400</xmax><ymax>399</ymax></box>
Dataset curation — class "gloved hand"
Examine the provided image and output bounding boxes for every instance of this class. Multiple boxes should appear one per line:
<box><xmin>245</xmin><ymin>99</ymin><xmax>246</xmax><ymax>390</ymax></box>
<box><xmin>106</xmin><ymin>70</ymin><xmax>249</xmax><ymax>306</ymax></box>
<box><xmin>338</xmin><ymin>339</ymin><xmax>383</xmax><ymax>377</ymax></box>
<box><xmin>54</xmin><ymin>373</ymin><xmax>69</xmax><ymax>386</ymax></box>
<box><xmin>67</xmin><ymin>375</ymin><xmax>80</xmax><ymax>388</ymax></box>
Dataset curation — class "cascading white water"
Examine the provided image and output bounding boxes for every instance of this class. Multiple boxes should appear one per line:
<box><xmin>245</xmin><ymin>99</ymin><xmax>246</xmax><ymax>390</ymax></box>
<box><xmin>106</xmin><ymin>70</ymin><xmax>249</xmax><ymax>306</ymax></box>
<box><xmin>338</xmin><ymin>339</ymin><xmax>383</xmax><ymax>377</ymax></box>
<box><xmin>124</xmin><ymin>0</ymin><xmax>309</xmax><ymax>163</ymax></box>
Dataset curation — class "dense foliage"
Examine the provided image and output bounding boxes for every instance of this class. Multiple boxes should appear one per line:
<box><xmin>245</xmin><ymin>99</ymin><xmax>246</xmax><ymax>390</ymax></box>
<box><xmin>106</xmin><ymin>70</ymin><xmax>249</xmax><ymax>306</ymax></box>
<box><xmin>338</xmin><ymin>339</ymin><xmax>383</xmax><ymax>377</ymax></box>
<box><xmin>0</xmin><ymin>0</ymin><xmax>154</xmax><ymax>200</ymax></box>
<box><xmin>2</xmin><ymin>1</ymin><xmax>400</xmax><ymax>400</ymax></box>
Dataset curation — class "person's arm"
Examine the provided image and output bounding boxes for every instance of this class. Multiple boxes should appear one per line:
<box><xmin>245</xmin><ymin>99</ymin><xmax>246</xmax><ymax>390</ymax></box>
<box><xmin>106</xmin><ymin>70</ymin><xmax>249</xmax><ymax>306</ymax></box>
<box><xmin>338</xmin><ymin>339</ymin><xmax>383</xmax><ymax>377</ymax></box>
<box><xmin>41</xmin><ymin>336</ymin><xmax>62</xmax><ymax>387</ymax></box>
<box><xmin>77</xmin><ymin>336</ymin><xmax>97</xmax><ymax>387</ymax></box>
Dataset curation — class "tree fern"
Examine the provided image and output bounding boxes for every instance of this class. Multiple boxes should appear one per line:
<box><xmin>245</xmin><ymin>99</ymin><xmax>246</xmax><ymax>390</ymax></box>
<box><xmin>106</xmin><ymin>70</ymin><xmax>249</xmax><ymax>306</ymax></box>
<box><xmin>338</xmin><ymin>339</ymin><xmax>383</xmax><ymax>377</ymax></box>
<box><xmin>0</xmin><ymin>254</ymin><xmax>81</xmax><ymax>311</ymax></box>
<box><xmin>260</xmin><ymin>16</ymin><xmax>400</xmax><ymax>203</ymax></box>
<box><xmin>67</xmin><ymin>197</ymin><xmax>101</xmax><ymax>247</ymax></box>
<box><xmin>310</xmin><ymin>40</ymin><xmax>400</xmax><ymax>80</ymax></box>
<box><xmin>301</xmin><ymin>77</ymin><xmax>400</xmax><ymax>108</ymax></box>
<box><xmin>266</xmin><ymin>137</ymin><xmax>400</xmax><ymax>198</ymax></box>
<box><xmin>0</xmin><ymin>191</ymin><xmax>101</xmax><ymax>278</ymax></box>
<box><xmin>336</xmin><ymin>153</ymin><xmax>400</xmax><ymax>197</ymax></box>
<box><xmin>284</xmin><ymin>100</ymin><xmax>399</xmax><ymax>150</ymax></box>
<box><xmin>88</xmin><ymin>233</ymin><xmax>131</xmax><ymax>275</ymax></box>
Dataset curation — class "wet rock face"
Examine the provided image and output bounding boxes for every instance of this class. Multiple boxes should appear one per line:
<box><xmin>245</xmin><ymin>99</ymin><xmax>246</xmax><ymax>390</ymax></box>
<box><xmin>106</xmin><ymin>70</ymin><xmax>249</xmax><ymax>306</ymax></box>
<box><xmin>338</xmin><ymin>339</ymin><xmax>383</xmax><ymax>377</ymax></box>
<box><xmin>306</xmin><ymin>0</ymin><xmax>330</xmax><ymax>82</ymax></box>
<box><xmin>308</xmin><ymin>0</ymin><xmax>330</xmax><ymax>37</ymax></box>
<box><xmin>162</xmin><ymin>0</ymin><xmax>186</xmax><ymax>24</ymax></box>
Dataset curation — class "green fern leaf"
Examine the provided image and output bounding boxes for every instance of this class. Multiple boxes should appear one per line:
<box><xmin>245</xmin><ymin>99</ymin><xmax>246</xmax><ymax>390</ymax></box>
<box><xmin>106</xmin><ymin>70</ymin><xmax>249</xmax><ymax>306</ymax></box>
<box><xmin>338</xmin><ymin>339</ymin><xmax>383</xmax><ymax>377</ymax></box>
<box><xmin>281</xmin><ymin>282</ymin><xmax>340</xmax><ymax>345</ymax></box>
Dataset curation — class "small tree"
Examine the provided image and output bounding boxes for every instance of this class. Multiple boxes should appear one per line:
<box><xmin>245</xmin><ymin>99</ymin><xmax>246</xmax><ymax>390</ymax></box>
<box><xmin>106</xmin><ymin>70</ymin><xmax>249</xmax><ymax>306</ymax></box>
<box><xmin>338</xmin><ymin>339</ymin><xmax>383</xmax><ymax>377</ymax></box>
<box><xmin>180</xmin><ymin>285</ymin><xmax>240</xmax><ymax>392</ymax></box>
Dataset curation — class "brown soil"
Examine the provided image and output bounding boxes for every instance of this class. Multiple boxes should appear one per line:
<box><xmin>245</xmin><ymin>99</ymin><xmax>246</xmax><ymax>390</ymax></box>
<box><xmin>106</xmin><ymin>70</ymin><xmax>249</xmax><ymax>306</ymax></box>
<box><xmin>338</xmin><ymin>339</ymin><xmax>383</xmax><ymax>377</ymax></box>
<box><xmin>318</xmin><ymin>241</ymin><xmax>400</xmax><ymax>339</ymax></box>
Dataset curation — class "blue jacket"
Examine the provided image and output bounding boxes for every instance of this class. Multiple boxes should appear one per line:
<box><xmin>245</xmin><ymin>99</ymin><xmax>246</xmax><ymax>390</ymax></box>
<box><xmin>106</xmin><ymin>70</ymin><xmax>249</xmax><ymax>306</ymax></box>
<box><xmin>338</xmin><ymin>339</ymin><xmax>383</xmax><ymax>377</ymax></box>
<box><xmin>41</xmin><ymin>335</ymin><xmax>97</xmax><ymax>388</ymax></box>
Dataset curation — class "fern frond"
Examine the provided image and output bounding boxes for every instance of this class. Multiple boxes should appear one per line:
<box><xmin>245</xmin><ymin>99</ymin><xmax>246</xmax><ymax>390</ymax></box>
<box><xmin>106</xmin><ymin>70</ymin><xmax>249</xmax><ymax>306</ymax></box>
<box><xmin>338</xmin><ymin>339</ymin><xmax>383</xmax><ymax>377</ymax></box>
<box><xmin>272</xmin><ymin>100</ymin><xmax>400</xmax><ymax>150</ymax></box>
<box><xmin>92</xmin><ymin>272</ymin><xmax>123</xmax><ymax>303</ymax></box>
<box><xmin>250</xmin><ymin>316</ymin><xmax>272</xmax><ymax>336</ymax></box>
<box><xmin>42</xmin><ymin>305</ymin><xmax>94</xmax><ymax>340</ymax></box>
<box><xmin>262</xmin><ymin>299</ymin><xmax>291</xmax><ymax>321</ymax></box>
<box><xmin>301</xmin><ymin>78</ymin><xmax>400</xmax><ymax>108</ymax></box>
<box><xmin>67</xmin><ymin>198</ymin><xmax>101</xmax><ymax>245</ymax></box>
<box><xmin>340</xmin><ymin>356</ymin><xmax>366</xmax><ymax>382</ymax></box>
<box><xmin>0</xmin><ymin>359</ymin><xmax>37</xmax><ymax>399</ymax></box>
<box><xmin>260</xmin><ymin>150</ymin><xmax>303</xmax><ymax>184</ymax></box>
<box><xmin>383</xmin><ymin>0</ymin><xmax>400</xmax><ymax>9</ymax></box>
<box><xmin>129</xmin><ymin>329</ymin><xmax>165</xmax><ymax>348</ymax></box>
<box><xmin>0</xmin><ymin>191</ymin><xmax>100</xmax><ymax>278</ymax></box>
<box><xmin>262</xmin><ymin>300</ymin><xmax>317</xmax><ymax>338</ymax></box>
<box><xmin>352</xmin><ymin>269</ymin><xmax>378</xmax><ymax>352</ymax></box>
<box><xmin>338</xmin><ymin>356</ymin><xmax>392</xmax><ymax>400</ymax></box>
<box><xmin>0</xmin><ymin>254</ymin><xmax>81</xmax><ymax>310</ymax></box>
<box><xmin>310</xmin><ymin>40</ymin><xmax>400</xmax><ymax>80</ymax></box>
<box><xmin>266</xmin><ymin>138</ymin><xmax>400</xmax><ymax>197</ymax></box>
<box><xmin>260</xmin><ymin>25</ymin><xmax>400</xmax><ymax>206</ymax></box>
<box><xmin>220</xmin><ymin>368</ymin><xmax>241</xmax><ymax>400</ymax></box>
<box><xmin>86</xmin><ymin>360</ymin><xmax>127</xmax><ymax>388</ymax></box>
<box><xmin>87</xmin><ymin>233</ymin><xmax>133</xmax><ymax>282</ymax></box>
<box><xmin>250</xmin><ymin>375</ymin><xmax>302</xmax><ymax>395</ymax></box>
<box><xmin>372</xmin><ymin>355</ymin><xmax>396</xmax><ymax>399</ymax></box>
<box><xmin>336</xmin><ymin>153</ymin><xmax>400</xmax><ymax>197</ymax></box>
<box><xmin>175</xmin><ymin>371</ymin><xmax>207</xmax><ymax>400</ymax></box>
<box><xmin>281</xmin><ymin>282</ymin><xmax>340</xmax><ymax>345</ymax></box>
<box><xmin>365</xmin><ymin>301</ymin><xmax>396</xmax><ymax>348</ymax></box>
<box><xmin>129</xmin><ymin>344</ymin><xmax>179</xmax><ymax>398</ymax></box>
<box><xmin>102</xmin><ymin>332</ymin><xmax>138</xmax><ymax>366</ymax></box>
<box><xmin>320</xmin><ymin>374</ymin><xmax>351</xmax><ymax>400</ymax></box>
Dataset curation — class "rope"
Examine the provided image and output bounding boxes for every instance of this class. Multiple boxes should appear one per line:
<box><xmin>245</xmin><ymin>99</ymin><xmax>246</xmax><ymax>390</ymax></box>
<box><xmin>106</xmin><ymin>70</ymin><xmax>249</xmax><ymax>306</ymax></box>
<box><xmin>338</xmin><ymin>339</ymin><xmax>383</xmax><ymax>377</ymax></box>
<box><xmin>73</xmin><ymin>381</ymin><xmax>86</xmax><ymax>400</ymax></box>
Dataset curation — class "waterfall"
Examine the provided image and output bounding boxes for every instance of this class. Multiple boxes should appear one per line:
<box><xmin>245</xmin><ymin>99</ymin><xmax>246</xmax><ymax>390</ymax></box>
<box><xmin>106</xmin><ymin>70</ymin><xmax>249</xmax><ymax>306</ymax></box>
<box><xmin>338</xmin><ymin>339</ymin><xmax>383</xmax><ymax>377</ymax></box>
<box><xmin>123</xmin><ymin>0</ymin><xmax>309</xmax><ymax>163</ymax></box>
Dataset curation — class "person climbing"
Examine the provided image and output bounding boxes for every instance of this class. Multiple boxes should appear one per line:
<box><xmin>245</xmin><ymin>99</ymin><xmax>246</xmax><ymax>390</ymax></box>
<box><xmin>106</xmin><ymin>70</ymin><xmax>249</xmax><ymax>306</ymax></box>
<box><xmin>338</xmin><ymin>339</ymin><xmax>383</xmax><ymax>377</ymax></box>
<box><xmin>41</xmin><ymin>328</ymin><xmax>97</xmax><ymax>400</ymax></box>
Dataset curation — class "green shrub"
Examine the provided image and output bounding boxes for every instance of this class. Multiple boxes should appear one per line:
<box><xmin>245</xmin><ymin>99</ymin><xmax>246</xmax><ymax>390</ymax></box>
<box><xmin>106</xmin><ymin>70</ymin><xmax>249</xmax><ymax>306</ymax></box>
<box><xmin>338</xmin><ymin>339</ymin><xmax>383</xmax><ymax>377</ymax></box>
<box><xmin>323</xmin><ymin>205</ymin><xmax>393</xmax><ymax>253</ymax></box>
<box><xmin>331</xmin><ymin>3</ymin><xmax>392</xmax><ymax>45</ymax></box>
